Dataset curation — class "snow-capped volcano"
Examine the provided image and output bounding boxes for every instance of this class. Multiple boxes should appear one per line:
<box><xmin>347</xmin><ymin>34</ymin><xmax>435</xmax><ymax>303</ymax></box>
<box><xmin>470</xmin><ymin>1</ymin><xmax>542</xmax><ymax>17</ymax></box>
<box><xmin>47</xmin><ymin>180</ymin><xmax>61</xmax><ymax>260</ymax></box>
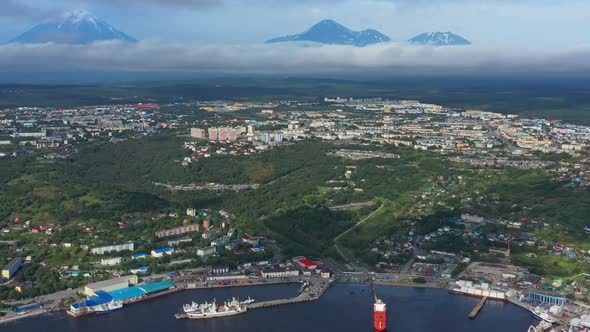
<box><xmin>10</xmin><ymin>10</ymin><xmax>137</xmax><ymax>44</ymax></box>
<box><xmin>409</xmin><ymin>32</ymin><xmax>471</xmax><ymax>46</ymax></box>
<box><xmin>265</xmin><ymin>20</ymin><xmax>391</xmax><ymax>47</ymax></box>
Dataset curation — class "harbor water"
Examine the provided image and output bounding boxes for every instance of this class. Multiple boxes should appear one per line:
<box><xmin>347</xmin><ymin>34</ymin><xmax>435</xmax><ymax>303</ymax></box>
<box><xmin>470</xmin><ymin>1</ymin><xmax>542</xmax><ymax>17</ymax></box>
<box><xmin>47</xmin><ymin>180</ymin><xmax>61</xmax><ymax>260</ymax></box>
<box><xmin>1</xmin><ymin>283</ymin><xmax>537</xmax><ymax>332</ymax></box>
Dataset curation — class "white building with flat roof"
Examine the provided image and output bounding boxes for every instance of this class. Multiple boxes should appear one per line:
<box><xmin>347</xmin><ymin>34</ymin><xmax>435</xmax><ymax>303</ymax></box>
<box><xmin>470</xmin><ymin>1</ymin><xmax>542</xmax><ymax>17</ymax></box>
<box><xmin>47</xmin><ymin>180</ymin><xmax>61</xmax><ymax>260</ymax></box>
<box><xmin>91</xmin><ymin>242</ymin><xmax>134</xmax><ymax>255</ymax></box>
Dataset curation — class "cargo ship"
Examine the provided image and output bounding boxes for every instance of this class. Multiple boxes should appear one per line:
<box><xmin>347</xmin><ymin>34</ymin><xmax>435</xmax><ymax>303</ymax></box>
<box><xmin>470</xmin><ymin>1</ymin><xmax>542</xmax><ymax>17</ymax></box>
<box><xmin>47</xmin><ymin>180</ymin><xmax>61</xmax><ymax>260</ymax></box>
<box><xmin>372</xmin><ymin>284</ymin><xmax>387</xmax><ymax>332</ymax></box>
<box><xmin>183</xmin><ymin>298</ymin><xmax>247</xmax><ymax>319</ymax></box>
<box><xmin>374</xmin><ymin>298</ymin><xmax>387</xmax><ymax>332</ymax></box>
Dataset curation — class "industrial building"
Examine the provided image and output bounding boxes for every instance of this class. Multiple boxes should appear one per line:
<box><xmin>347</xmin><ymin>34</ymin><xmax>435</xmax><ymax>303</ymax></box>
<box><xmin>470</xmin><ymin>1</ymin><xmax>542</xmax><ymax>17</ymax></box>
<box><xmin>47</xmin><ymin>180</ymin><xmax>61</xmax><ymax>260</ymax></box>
<box><xmin>261</xmin><ymin>266</ymin><xmax>300</xmax><ymax>278</ymax></box>
<box><xmin>71</xmin><ymin>280</ymin><xmax>175</xmax><ymax>316</ymax></box>
<box><xmin>296</xmin><ymin>258</ymin><xmax>318</xmax><ymax>270</ymax></box>
<box><xmin>84</xmin><ymin>275</ymin><xmax>139</xmax><ymax>296</ymax></box>
<box><xmin>528</xmin><ymin>289</ymin><xmax>567</xmax><ymax>307</ymax></box>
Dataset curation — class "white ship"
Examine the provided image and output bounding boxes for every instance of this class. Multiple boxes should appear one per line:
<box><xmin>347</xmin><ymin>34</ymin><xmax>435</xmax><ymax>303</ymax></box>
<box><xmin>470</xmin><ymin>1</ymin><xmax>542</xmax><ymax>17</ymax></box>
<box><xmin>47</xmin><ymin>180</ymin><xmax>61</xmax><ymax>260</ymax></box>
<box><xmin>241</xmin><ymin>297</ymin><xmax>255</xmax><ymax>305</ymax></box>
<box><xmin>531</xmin><ymin>308</ymin><xmax>557</xmax><ymax>324</ymax></box>
<box><xmin>183</xmin><ymin>301</ymin><xmax>202</xmax><ymax>314</ymax></box>
<box><xmin>95</xmin><ymin>300</ymin><xmax>123</xmax><ymax>314</ymax></box>
<box><xmin>184</xmin><ymin>298</ymin><xmax>247</xmax><ymax>319</ymax></box>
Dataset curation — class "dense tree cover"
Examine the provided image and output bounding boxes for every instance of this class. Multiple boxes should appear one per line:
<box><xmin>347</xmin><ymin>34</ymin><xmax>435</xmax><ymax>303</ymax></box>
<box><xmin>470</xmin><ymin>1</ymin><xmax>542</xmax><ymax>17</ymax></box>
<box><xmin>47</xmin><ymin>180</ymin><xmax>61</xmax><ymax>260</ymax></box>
<box><xmin>1</xmin><ymin>130</ymin><xmax>590</xmax><ymax>291</ymax></box>
<box><xmin>0</xmin><ymin>159</ymin><xmax>167</xmax><ymax>225</ymax></box>
<box><xmin>262</xmin><ymin>206</ymin><xmax>355</xmax><ymax>257</ymax></box>
<box><xmin>464</xmin><ymin>170</ymin><xmax>590</xmax><ymax>232</ymax></box>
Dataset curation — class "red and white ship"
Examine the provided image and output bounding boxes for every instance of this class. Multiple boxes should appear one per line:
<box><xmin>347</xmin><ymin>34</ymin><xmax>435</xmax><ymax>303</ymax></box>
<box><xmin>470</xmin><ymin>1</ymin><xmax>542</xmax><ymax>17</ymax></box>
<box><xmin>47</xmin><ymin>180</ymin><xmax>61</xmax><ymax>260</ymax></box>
<box><xmin>374</xmin><ymin>298</ymin><xmax>387</xmax><ymax>332</ymax></box>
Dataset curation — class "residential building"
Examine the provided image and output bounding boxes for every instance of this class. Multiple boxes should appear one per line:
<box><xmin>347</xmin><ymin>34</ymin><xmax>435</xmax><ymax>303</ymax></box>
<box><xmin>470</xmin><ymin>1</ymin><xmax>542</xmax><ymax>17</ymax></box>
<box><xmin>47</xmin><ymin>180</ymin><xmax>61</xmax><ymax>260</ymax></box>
<box><xmin>211</xmin><ymin>235</ymin><xmax>230</xmax><ymax>247</ymax></box>
<box><xmin>155</xmin><ymin>224</ymin><xmax>200</xmax><ymax>239</ymax></box>
<box><xmin>100</xmin><ymin>257</ymin><xmax>122</xmax><ymax>266</ymax></box>
<box><xmin>197</xmin><ymin>246</ymin><xmax>217</xmax><ymax>257</ymax></box>
<box><xmin>168</xmin><ymin>238</ymin><xmax>192</xmax><ymax>247</ymax></box>
<box><xmin>131</xmin><ymin>252</ymin><xmax>147</xmax><ymax>260</ymax></box>
<box><xmin>190</xmin><ymin>128</ymin><xmax>207</xmax><ymax>140</ymax></box>
<box><xmin>91</xmin><ymin>242</ymin><xmax>134</xmax><ymax>255</ymax></box>
<box><xmin>208</xmin><ymin>128</ymin><xmax>219</xmax><ymax>141</ymax></box>
<box><xmin>2</xmin><ymin>257</ymin><xmax>23</xmax><ymax>279</ymax></box>
<box><xmin>151</xmin><ymin>247</ymin><xmax>175</xmax><ymax>258</ymax></box>
<box><xmin>186</xmin><ymin>208</ymin><xmax>197</xmax><ymax>217</ymax></box>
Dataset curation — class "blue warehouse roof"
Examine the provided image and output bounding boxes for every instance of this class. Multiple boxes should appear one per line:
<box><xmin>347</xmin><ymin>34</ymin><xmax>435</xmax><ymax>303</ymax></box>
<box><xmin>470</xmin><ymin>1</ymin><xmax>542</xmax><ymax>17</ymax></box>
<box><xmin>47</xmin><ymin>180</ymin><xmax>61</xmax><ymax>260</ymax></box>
<box><xmin>105</xmin><ymin>280</ymin><xmax>175</xmax><ymax>302</ymax></box>
<box><xmin>108</xmin><ymin>286</ymin><xmax>146</xmax><ymax>301</ymax></box>
<box><xmin>138</xmin><ymin>280</ymin><xmax>174</xmax><ymax>294</ymax></box>
<box><xmin>153</xmin><ymin>247</ymin><xmax>173</xmax><ymax>253</ymax></box>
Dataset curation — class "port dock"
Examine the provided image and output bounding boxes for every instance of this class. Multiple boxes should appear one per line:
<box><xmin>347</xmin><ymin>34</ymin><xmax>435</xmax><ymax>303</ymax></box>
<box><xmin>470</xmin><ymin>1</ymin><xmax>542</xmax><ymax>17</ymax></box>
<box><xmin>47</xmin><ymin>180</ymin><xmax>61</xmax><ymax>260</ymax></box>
<box><xmin>176</xmin><ymin>277</ymin><xmax>332</xmax><ymax>320</ymax></box>
<box><xmin>469</xmin><ymin>296</ymin><xmax>488</xmax><ymax>319</ymax></box>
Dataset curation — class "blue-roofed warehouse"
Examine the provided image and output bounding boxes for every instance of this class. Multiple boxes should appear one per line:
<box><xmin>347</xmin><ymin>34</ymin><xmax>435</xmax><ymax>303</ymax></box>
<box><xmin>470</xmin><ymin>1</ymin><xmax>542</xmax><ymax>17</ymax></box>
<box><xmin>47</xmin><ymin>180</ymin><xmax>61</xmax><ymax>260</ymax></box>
<box><xmin>107</xmin><ymin>280</ymin><xmax>175</xmax><ymax>302</ymax></box>
<box><xmin>70</xmin><ymin>290</ymin><xmax>113</xmax><ymax>312</ymax></box>
<box><xmin>69</xmin><ymin>280</ymin><xmax>176</xmax><ymax>315</ymax></box>
<box><xmin>14</xmin><ymin>303</ymin><xmax>43</xmax><ymax>313</ymax></box>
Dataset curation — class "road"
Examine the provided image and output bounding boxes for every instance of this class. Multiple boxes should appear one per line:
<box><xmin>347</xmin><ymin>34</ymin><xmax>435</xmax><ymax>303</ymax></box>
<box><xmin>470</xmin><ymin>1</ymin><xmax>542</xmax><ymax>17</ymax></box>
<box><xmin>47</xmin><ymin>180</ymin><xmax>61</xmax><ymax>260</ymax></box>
<box><xmin>329</xmin><ymin>201</ymin><xmax>376</xmax><ymax>212</ymax></box>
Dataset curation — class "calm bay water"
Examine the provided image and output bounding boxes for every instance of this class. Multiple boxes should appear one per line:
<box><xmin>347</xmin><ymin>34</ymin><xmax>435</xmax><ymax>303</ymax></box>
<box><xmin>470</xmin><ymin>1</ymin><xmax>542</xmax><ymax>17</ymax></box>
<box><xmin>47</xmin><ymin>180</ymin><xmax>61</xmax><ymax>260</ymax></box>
<box><xmin>1</xmin><ymin>283</ymin><xmax>536</xmax><ymax>332</ymax></box>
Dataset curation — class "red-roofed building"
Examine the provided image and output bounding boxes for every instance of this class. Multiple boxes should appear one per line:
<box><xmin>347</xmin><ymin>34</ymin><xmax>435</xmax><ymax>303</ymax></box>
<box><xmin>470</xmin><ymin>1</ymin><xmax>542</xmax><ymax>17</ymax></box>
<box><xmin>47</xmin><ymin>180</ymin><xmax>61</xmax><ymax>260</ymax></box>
<box><xmin>297</xmin><ymin>258</ymin><xmax>318</xmax><ymax>270</ymax></box>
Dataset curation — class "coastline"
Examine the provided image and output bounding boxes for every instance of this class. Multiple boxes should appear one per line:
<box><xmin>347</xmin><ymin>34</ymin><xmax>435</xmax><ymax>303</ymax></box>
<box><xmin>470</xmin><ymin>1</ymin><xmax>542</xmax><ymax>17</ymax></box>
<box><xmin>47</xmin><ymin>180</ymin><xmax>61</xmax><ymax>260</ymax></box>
<box><xmin>0</xmin><ymin>276</ymin><xmax>536</xmax><ymax>326</ymax></box>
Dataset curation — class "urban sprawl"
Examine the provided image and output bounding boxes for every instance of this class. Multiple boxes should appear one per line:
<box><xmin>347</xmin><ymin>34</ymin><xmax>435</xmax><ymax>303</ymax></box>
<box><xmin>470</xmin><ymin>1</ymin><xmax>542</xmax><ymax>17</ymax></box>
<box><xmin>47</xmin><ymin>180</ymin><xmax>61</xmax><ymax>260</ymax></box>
<box><xmin>1</xmin><ymin>97</ymin><xmax>590</xmax><ymax>331</ymax></box>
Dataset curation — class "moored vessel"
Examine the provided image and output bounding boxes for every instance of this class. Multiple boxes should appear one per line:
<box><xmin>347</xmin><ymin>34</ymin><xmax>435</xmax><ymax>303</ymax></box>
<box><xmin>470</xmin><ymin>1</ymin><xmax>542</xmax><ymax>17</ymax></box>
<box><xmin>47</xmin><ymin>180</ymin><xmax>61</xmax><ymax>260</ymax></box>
<box><xmin>372</xmin><ymin>284</ymin><xmax>387</xmax><ymax>332</ymax></box>
<box><xmin>374</xmin><ymin>299</ymin><xmax>387</xmax><ymax>332</ymax></box>
<box><xmin>530</xmin><ymin>308</ymin><xmax>556</xmax><ymax>324</ymax></box>
<box><xmin>183</xmin><ymin>298</ymin><xmax>247</xmax><ymax>319</ymax></box>
<box><xmin>95</xmin><ymin>300</ymin><xmax>123</xmax><ymax>314</ymax></box>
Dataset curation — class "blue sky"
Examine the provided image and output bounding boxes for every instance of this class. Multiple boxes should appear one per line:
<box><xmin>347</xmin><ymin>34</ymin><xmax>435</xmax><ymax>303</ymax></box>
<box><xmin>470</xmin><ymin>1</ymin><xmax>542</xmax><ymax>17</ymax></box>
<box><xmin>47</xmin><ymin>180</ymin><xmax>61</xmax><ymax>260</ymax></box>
<box><xmin>1</xmin><ymin>0</ymin><xmax>590</xmax><ymax>79</ymax></box>
<box><xmin>1</xmin><ymin>0</ymin><xmax>589</xmax><ymax>47</ymax></box>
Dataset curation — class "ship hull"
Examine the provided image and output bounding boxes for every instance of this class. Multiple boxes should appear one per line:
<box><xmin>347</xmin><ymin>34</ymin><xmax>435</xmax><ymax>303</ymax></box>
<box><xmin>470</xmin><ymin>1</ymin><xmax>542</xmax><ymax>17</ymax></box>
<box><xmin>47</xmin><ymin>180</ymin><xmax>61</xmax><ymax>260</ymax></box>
<box><xmin>187</xmin><ymin>309</ymin><xmax>247</xmax><ymax>320</ymax></box>
<box><xmin>95</xmin><ymin>308</ymin><xmax>121</xmax><ymax>315</ymax></box>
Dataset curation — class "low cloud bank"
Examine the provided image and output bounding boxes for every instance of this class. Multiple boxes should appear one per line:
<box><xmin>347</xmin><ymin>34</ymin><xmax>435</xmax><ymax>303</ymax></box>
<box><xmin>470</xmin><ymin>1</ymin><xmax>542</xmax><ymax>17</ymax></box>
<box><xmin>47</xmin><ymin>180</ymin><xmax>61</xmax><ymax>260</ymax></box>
<box><xmin>1</xmin><ymin>41</ymin><xmax>590</xmax><ymax>75</ymax></box>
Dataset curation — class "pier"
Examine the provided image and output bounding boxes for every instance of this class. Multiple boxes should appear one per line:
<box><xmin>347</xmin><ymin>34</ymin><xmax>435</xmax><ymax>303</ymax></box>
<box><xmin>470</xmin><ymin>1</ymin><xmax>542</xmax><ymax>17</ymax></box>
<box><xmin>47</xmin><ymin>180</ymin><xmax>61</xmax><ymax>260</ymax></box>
<box><xmin>469</xmin><ymin>296</ymin><xmax>488</xmax><ymax>319</ymax></box>
<box><xmin>176</xmin><ymin>277</ymin><xmax>332</xmax><ymax>320</ymax></box>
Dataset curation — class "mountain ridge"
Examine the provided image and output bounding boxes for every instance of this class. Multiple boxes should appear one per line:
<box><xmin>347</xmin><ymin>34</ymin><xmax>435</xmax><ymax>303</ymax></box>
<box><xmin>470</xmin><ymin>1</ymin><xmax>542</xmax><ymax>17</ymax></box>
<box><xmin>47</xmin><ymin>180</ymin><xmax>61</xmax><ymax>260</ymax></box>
<box><xmin>10</xmin><ymin>10</ymin><xmax>137</xmax><ymax>44</ymax></box>
<box><xmin>409</xmin><ymin>32</ymin><xmax>471</xmax><ymax>46</ymax></box>
<box><xmin>266</xmin><ymin>19</ymin><xmax>391</xmax><ymax>47</ymax></box>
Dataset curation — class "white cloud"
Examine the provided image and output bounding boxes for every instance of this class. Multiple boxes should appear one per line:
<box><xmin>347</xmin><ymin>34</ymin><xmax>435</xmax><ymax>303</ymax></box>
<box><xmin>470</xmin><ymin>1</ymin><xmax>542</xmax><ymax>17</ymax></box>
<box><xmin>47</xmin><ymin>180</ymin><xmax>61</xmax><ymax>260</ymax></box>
<box><xmin>1</xmin><ymin>41</ymin><xmax>590</xmax><ymax>75</ymax></box>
